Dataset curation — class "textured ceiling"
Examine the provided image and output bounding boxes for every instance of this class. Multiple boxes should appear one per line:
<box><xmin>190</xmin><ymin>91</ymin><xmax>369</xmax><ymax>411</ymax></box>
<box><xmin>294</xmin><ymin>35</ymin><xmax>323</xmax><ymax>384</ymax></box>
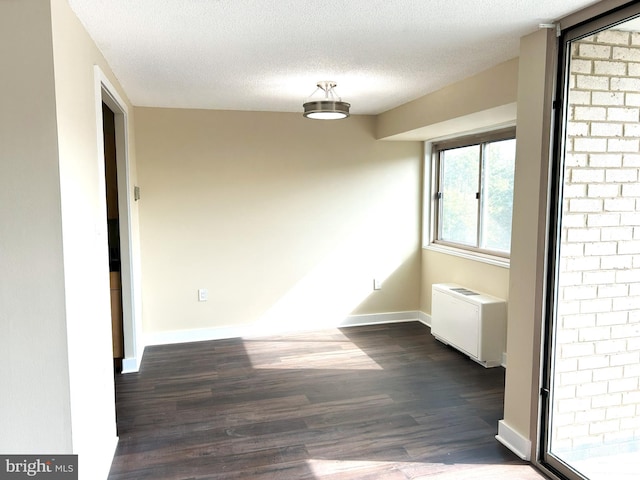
<box><xmin>68</xmin><ymin>0</ymin><xmax>599</xmax><ymax>115</ymax></box>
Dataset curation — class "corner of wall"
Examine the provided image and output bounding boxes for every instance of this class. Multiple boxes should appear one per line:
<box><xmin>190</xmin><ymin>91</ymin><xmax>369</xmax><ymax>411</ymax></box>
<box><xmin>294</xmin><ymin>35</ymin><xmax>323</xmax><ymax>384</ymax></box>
<box><xmin>375</xmin><ymin>58</ymin><xmax>519</xmax><ymax>140</ymax></box>
<box><xmin>496</xmin><ymin>419</ymin><xmax>532</xmax><ymax>460</ymax></box>
<box><xmin>502</xmin><ymin>26</ymin><xmax>556</xmax><ymax>448</ymax></box>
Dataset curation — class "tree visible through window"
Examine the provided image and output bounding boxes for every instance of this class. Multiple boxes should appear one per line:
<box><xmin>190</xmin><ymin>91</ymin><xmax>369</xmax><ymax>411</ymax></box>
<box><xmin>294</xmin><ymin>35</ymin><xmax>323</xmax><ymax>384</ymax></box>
<box><xmin>433</xmin><ymin>131</ymin><xmax>515</xmax><ymax>257</ymax></box>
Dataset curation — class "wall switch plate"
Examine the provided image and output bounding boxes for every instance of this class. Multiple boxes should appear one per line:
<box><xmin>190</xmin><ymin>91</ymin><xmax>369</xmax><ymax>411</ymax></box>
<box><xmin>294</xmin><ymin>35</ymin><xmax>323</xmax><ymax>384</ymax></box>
<box><xmin>373</xmin><ymin>279</ymin><xmax>382</xmax><ymax>290</ymax></box>
<box><xmin>198</xmin><ymin>288</ymin><xmax>208</xmax><ymax>302</ymax></box>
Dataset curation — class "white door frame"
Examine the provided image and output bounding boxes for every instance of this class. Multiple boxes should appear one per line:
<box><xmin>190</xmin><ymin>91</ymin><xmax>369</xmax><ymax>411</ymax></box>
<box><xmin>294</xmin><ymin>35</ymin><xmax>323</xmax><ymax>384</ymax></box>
<box><xmin>94</xmin><ymin>65</ymin><xmax>143</xmax><ymax>373</ymax></box>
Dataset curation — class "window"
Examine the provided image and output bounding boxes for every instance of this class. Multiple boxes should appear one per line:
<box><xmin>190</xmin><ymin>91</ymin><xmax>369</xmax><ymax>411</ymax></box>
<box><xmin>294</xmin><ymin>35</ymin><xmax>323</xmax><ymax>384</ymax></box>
<box><xmin>428</xmin><ymin>129</ymin><xmax>516</xmax><ymax>260</ymax></box>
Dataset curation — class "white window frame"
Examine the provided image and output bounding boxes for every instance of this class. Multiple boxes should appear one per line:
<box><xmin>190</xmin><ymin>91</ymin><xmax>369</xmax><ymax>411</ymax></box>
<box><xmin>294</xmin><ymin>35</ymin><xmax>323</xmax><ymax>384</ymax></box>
<box><xmin>423</xmin><ymin>127</ymin><xmax>516</xmax><ymax>268</ymax></box>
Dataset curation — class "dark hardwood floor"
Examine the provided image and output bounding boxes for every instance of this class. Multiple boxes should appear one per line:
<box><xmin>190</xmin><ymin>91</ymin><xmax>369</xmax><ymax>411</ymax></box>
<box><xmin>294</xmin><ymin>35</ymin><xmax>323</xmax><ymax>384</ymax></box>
<box><xmin>108</xmin><ymin>322</ymin><xmax>547</xmax><ymax>479</ymax></box>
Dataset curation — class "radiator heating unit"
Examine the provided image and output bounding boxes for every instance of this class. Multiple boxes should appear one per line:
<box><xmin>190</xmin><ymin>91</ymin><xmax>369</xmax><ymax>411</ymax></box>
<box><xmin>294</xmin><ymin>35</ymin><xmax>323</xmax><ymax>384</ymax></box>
<box><xmin>431</xmin><ymin>283</ymin><xmax>507</xmax><ymax>368</ymax></box>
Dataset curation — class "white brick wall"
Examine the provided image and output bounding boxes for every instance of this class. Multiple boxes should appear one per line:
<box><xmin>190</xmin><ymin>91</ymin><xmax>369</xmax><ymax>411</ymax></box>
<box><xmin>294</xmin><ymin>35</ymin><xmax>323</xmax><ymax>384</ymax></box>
<box><xmin>589</xmin><ymin>153</ymin><xmax>622</xmax><ymax>167</ymax></box>
<box><xmin>593</xmin><ymin>91</ymin><xmax>625</xmax><ymax>106</ymax></box>
<box><xmin>554</xmin><ymin>30</ymin><xmax>640</xmax><ymax>455</ymax></box>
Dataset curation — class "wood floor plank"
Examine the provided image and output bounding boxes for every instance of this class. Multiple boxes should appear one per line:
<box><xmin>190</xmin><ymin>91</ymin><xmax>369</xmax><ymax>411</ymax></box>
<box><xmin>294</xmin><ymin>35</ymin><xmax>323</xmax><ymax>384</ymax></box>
<box><xmin>109</xmin><ymin>322</ymin><xmax>548</xmax><ymax>480</ymax></box>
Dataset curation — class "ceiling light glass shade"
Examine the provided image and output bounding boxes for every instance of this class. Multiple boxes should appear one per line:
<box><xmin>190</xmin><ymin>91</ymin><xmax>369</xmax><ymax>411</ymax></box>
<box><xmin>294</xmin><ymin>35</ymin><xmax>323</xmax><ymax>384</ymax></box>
<box><xmin>303</xmin><ymin>81</ymin><xmax>350</xmax><ymax>120</ymax></box>
<box><xmin>303</xmin><ymin>100</ymin><xmax>350</xmax><ymax>119</ymax></box>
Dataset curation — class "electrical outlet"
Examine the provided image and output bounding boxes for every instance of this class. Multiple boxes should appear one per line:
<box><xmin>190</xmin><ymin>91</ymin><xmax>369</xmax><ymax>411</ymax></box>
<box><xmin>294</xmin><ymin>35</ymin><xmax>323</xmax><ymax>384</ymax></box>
<box><xmin>198</xmin><ymin>288</ymin><xmax>208</xmax><ymax>302</ymax></box>
<box><xmin>373</xmin><ymin>278</ymin><xmax>382</xmax><ymax>290</ymax></box>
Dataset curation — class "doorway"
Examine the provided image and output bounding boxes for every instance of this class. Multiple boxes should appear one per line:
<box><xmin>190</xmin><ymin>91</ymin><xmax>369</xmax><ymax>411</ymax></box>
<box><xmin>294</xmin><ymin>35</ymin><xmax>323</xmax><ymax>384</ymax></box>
<box><xmin>542</xmin><ymin>4</ymin><xmax>640</xmax><ymax>480</ymax></box>
<box><xmin>103</xmin><ymin>102</ymin><xmax>124</xmax><ymax>371</ymax></box>
<box><xmin>95</xmin><ymin>66</ymin><xmax>141</xmax><ymax>374</ymax></box>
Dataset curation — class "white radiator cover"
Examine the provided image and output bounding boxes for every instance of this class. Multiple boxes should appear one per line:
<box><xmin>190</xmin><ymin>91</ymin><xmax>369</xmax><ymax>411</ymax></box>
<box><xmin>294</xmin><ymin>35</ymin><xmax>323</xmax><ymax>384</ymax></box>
<box><xmin>431</xmin><ymin>283</ymin><xmax>507</xmax><ymax>368</ymax></box>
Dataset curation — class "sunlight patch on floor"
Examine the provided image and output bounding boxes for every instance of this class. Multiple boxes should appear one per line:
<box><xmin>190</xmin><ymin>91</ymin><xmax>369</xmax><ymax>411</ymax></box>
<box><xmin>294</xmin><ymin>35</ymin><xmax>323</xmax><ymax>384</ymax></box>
<box><xmin>305</xmin><ymin>458</ymin><xmax>547</xmax><ymax>479</ymax></box>
<box><xmin>243</xmin><ymin>336</ymin><xmax>384</xmax><ymax>370</ymax></box>
<box><xmin>306</xmin><ymin>458</ymin><xmax>401</xmax><ymax>477</ymax></box>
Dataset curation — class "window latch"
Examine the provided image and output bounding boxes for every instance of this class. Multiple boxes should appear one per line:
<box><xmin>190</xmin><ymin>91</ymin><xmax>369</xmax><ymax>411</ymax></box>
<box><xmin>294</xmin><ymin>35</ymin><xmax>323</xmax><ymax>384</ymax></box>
<box><xmin>436</xmin><ymin>192</ymin><xmax>443</xmax><ymax>199</ymax></box>
<box><xmin>475</xmin><ymin>192</ymin><xmax>480</xmax><ymax>199</ymax></box>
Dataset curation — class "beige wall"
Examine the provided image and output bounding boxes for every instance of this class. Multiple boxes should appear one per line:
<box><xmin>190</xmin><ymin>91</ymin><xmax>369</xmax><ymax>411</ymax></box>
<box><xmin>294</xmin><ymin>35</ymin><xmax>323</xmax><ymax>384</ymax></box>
<box><xmin>375</xmin><ymin>57</ymin><xmax>518</xmax><ymax>316</ymax></box>
<box><xmin>135</xmin><ymin>108</ymin><xmax>422</xmax><ymax>337</ymax></box>
<box><xmin>376</xmin><ymin>58</ymin><xmax>519</xmax><ymax>141</ymax></box>
<box><xmin>49</xmin><ymin>0</ymin><xmax>141</xmax><ymax>476</ymax></box>
<box><xmin>0</xmin><ymin>0</ymin><xmax>72</xmax><ymax>453</ymax></box>
<box><xmin>420</xmin><ymin>251</ymin><xmax>510</xmax><ymax>314</ymax></box>
<box><xmin>503</xmin><ymin>28</ymin><xmax>556</xmax><ymax>448</ymax></box>
<box><xmin>1</xmin><ymin>0</ymin><xmax>140</xmax><ymax>477</ymax></box>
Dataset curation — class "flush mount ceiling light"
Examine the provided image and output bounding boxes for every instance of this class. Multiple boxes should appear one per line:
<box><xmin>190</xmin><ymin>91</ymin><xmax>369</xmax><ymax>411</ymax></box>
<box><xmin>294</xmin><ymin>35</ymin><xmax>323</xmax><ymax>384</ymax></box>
<box><xmin>303</xmin><ymin>81</ymin><xmax>350</xmax><ymax>120</ymax></box>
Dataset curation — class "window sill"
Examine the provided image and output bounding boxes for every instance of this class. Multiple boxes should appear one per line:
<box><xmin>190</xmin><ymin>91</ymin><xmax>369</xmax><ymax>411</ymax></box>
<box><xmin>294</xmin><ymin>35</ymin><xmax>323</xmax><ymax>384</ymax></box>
<box><xmin>423</xmin><ymin>243</ymin><xmax>510</xmax><ymax>269</ymax></box>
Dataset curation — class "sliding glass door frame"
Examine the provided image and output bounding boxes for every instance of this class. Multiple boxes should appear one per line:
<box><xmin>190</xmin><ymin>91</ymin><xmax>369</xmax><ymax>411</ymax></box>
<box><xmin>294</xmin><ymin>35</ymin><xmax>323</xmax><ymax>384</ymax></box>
<box><xmin>540</xmin><ymin>3</ymin><xmax>640</xmax><ymax>479</ymax></box>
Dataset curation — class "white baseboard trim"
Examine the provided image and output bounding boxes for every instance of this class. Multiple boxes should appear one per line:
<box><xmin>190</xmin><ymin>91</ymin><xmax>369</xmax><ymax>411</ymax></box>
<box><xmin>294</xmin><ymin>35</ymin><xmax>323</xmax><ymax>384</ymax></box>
<box><xmin>145</xmin><ymin>324</ymin><xmax>248</xmax><ymax>346</ymax></box>
<box><xmin>339</xmin><ymin>311</ymin><xmax>421</xmax><ymax>327</ymax></box>
<box><xmin>144</xmin><ymin>311</ymin><xmax>426</xmax><ymax>347</ymax></box>
<box><xmin>121</xmin><ymin>349</ymin><xmax>144</xmax><ymax>373</ymax></box>
<box><xmin>496</xmin><ymin>419</ymin><xmax>531</xmax><ymax>461</ymax></box>
<box><xmin>417</xmin><ymin>311</ymin><xmax>431</xmax><ymax>327</ymax></box>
